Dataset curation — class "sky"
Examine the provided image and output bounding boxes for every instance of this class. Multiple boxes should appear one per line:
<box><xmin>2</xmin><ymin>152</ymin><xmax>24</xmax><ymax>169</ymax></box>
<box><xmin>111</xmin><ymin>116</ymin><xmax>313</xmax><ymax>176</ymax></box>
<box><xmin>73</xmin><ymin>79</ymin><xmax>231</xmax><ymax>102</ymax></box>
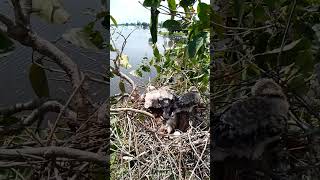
<box><xmin>110</xmin><ymin>0</ymin><xmax>210</xmax><ymax>24</ymax></box>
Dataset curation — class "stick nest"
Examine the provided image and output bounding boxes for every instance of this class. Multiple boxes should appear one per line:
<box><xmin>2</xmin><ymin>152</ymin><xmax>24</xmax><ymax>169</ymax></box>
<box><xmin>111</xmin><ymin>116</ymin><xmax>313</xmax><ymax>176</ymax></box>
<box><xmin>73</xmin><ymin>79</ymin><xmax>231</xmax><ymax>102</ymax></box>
<box><xmin>110</xmin><ymin>91</ymin><xmax>210</xmax><ymax>179</ymax></box>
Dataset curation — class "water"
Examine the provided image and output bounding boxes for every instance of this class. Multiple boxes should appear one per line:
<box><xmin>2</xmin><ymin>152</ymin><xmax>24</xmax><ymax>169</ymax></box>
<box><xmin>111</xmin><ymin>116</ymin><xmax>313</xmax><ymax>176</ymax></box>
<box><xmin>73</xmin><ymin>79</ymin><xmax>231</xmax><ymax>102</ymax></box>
<box><xmin>0</xmin><ymin>0</ymin><xmax>180</xmax><ymax>104</ymax></box>
<box><xmin>0</xmin><ymin>0</ymin><xmax>107</xmax><ymax>106</ymax></box>
<box><xmin>110</xmin><ymin>26</ymin><xmax>175</xmax><ymax>95</ymax></box>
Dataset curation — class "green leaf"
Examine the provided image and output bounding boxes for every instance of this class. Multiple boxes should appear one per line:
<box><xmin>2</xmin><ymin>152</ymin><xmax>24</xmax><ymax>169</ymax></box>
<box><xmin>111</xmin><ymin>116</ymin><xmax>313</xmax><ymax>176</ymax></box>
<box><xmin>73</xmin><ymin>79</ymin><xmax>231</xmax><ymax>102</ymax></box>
<box><xmin>29</xmin><ymin>63</ymin><xmax>50</xmax><ymax>98</ymax></box>
<box><xmin>150</xmin><ymin>8</ymin><xmax>159</xmax><ymax>44</ymax></box>
<box><xmin>141</xmin><ymin>65</ymin><xmax>151</xmax><ymax>72</ymax></box>
<box><xmin>0</xmin><ymin>32</ymin><xmax>14</xmax><ymax>55</ymax></box>
<box><xmin>110</xmin><ymin>15</ymin><xmax>118</xmax><ymax>27</ymax></box>
<box><xmin>162</xmin><ymin>20</ymin><xmax>182</xmax><ymax>32</ymax></box>
<box><xmin>179</xmin><ymin>0</ymin><xmax>196</xmax><ymax>8</ymax></box>
<box><xmin>83</xmin><ymin>22</ymin><xmax>95</xmax><ymax>33</ymax></box>
<box><xmin>287</xmin><ymin>74</ymin><xmax>308</xmax><ymax>94</ymax></box>
<box><xmin>295</xmin><ymin>50</ymin><xmax>314</xmax><ymax>75</ymax></box>
<box><xmin>90</xmin><ymin>31</ymin><xmax>104</xmax><ymax>48</ymax></box>
<box><xmin>32</xmin><ymin>0</ymin><xmax>70</xmax><ymax>24</ymax></box>
<box><xmin>130</xmin><ymin>69</ymin><xmax>143</xmax><ymax>77</ymax></box>
<box><xmin>143</xmin><ymin>0</ymin><xmax>161</xmax><ymax>8</ymax></box>
<box><xmin>188</xmin><ymin>32</ymin><xmax>207</xmax><ymax>58</ymax></box>
<box><xmin>153</xmin><ymin>45</ymin><xmax>162</xmax><ymax>62</ymax></box>
<box><xmin>119</xmin><ymin>54</ymin><xmax>131</xmax><ymax>69</ymax></box>
<box><xmin>119</xmin><ymin>80</ymin><xmax>126</xmax><ymax>94</ymax></box>
<box><xmin>105</xmin><ymin>44</ymin><xmax>116</xmax><ymax>51</ymax></box>
<box><xmin>167</xmin><ymin>0</ymin><xmax>176</xmax><ymax>11</ymax></box>
<box><xmin>261</xmin><ymin>38</ymin><xmax>303</xmax><ymax>55</ymax></box>
<box><xmin>253</xmin><ymin>5</ymin><xmax>266</xmax><ymax>23</ymax></box>
<box><xmin>149</xmin><ymin>58</ymin><xmax>154</xmax><ymax>65</ymax></box>
<box><xmin>197</xmin><ymin>3</ymin><xmax>212</xmax><ymax>23</ymax></box>
<box><xmin>154</xmin><ymin>65</ymin><xmax>162</xmax><ymax>73</ymax></box>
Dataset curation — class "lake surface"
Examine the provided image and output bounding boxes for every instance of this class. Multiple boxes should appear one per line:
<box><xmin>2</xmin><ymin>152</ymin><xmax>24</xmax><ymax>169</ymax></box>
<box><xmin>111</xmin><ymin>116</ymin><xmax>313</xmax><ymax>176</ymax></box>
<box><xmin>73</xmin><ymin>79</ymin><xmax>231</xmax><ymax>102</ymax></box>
<box><xmin>0</xmin><ymin>0</ymin><xmax>107</xmax><ymax>106</ymax></box>
<box><xmin>0</xmin><ymin>0</ymin><xmax>176</xmax><ymax>106</ymax></box>
<box><xmin>110</xmin><ymin>26</ymin><xmax>174</xmax><ymax>95</ymax></box>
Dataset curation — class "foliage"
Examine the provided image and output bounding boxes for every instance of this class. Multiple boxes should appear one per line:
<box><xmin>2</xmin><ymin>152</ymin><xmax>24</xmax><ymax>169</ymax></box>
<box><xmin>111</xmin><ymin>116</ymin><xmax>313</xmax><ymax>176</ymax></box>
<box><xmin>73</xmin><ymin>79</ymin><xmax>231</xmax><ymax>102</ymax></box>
<box><xmin>0</xmin><ymin>31</ymin><xmax>14</xmax><ymax>58</ymax></box>
<box><xmin>211</xmin><ymin>0</ymin><xmax>320</xmax><ymax>178</ymax></box>
<box><xmin>29</xmin><ymin>63</ymin><xmax>50</xmax><ymax>98</ymax></box>
<box><xmin>134</xmin><ymin>0</ymin><xmax>211</xmax><ymax>93</ymax></box>
<box><xmin>109</xmin><ymin>1</ymin><xmax>211</xmax><ymax>179</ymax></box>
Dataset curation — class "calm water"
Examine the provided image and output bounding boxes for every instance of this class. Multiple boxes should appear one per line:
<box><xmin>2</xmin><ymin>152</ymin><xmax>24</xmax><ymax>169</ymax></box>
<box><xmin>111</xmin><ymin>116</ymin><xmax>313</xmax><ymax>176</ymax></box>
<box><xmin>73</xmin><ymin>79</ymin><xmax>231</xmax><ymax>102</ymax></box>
<box><xmin>0</xmin><ymin>0</ymin><xmax>176</xmax><ymax>105</ymax></box>
<box><xmin>0</xmin><ymin>0</ymin><xmax>107</xmax><ymax>106</ymax></box>
<box><xmin>110</xmin><ymin>26</ymin><xmax>174</xmax><ymax>95</ymax></box>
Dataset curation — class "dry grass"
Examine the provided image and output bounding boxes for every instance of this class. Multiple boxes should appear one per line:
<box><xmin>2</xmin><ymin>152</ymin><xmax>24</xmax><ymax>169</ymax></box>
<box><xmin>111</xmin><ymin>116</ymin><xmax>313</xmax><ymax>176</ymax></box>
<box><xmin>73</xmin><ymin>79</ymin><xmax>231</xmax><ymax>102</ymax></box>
<box><xmin>110</xmin><ymin>95</ymin><xmax>210</xmax><ymax>180</ymax></box>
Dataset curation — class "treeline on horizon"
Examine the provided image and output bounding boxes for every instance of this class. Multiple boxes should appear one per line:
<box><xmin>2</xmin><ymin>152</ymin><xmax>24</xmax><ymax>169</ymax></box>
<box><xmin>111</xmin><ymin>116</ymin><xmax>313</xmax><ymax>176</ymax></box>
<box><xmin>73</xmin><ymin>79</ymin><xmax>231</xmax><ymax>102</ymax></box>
<box><xmin>111</xmin><ymin>21</ymin><xmax>167</xmax><ymax>27</ymax></box>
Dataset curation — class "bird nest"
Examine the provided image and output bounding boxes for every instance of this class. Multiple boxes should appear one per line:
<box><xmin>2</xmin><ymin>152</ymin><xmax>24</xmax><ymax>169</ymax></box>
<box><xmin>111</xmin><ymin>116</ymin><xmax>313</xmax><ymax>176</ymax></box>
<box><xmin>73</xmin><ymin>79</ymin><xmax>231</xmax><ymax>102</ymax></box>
<box><xmin>110</xmin><ymin>93</ymin><xmax>210</xmax><ymax>179</ymax></box>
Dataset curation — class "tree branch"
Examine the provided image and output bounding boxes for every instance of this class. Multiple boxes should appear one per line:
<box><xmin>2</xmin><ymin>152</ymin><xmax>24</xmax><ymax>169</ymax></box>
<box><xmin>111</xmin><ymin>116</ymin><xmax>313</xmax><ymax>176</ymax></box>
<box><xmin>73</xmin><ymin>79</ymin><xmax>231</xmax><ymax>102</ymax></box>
<box><xmin>0</xmin><ymin>146</ymin><xmax>107</xmax><ymax>165</ymax></box>
<box><xmin>0</xmin><ymin>101</ymin><xmax>76</xmax><ymax>136</ymax></box>
<box><xmin>11</xmin><ymin>0</ymin><xmax>30</xmax><ymax>26</ymax></box>
<box><xmin>0</xmin><ymin>5</ymin><xmax>88</xmax><ymax>112</ymax></box>
<box><xmin>111</xmin><ymin>108</ymin><xmax>155</xmax><ymax>118</ymax></box>
<box><xmin>0</xmin><ymin>14</ymin><xmax>14</xmax><ymax>27</ymax></box>
<box><xmin>0</xmin><ymin>98</ymin><xmax>49</xmax><ymax>116</ymax></box>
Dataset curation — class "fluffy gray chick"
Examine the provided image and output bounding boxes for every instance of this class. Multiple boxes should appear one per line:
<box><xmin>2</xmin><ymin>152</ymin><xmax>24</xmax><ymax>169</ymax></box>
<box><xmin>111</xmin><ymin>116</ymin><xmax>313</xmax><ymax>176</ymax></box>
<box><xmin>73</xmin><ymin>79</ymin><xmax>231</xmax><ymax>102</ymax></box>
<box><xmin>144</xmin><ymin>86</ymin><xmax>176</xmax><ymax>118</ymax></box>
<box><xmin>212</xmin><ymin>78</ymin><xmax>289</xmax><ymax>161</ymax></box>
<box><xmin>165</xmin><ymin>86</ymin><xmax>201</xmax><ymax>133</ymax></box>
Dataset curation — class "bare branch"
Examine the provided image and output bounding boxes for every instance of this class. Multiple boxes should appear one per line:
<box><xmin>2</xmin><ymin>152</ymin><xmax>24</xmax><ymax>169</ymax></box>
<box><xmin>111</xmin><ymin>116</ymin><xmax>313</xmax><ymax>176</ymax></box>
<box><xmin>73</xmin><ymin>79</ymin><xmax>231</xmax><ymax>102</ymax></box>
<box><xmin>0</xmin><ymin>98</ymin><xmax>48</xmax><ymax>116</ymax></box>
<box><xmin>11</xmin><ymin>0</ymin><xmax>30</xmax><ymax>26</ymax></box>
<box><xmin>0</xmin><ymin>146</ymin><xmax>107</xmax><ymax>165</ymax></box>
<box><xmin>0</xmin><ymin>101</ymin><xmax>76</xmax><ymax>136</ymax></box>
<box><xmin>1</xmin><ymin>5</ymin><xmax>88</xmax><ymax>111</ymax></box>
<box><xmin>0</xmin><ymin>14</ymin><xmax>14</xmax><ymax>27</ymax></box>
<box><xmin>110</xmin><ymin>66</ymin><xmax>136</xmax><ymax>90</ymax></box>
<box><xmin>111</xmin><ymin>108</ymin><xmax>155</xmax><ymax>118</ymax></box>
<box><xmin>47</xmin><ymin>76</ymin><xmax>86</xmax><ymax>145</ymax></box>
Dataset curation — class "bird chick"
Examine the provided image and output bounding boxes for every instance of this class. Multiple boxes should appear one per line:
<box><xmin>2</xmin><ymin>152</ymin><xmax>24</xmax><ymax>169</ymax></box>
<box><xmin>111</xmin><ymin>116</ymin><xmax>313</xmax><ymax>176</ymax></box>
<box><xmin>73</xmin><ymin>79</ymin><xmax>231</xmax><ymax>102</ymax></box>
<box><xmin>251</xmin><ymin>78</ymin><xmax>286</xmax><ymax>99</ymax></box>
<box><xmin>213</xmin><ymin>78</ymin><xmax>289</xmax><ymax>160</ymax></box>
<box><xmin>164</xmin><ymin>86</ymin><xmax>201</xmax><ymax>134</ymax></box>
<box><xmin>212</xmin><ymin>78</ymin><xmax>290</xmax><ymax>180</ymax></box>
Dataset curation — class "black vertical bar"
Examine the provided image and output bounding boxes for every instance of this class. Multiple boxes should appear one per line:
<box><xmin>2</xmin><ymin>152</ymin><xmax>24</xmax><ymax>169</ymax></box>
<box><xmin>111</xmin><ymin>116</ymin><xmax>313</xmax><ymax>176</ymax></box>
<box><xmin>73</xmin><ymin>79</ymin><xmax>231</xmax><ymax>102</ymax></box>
<box><xmin>105</xmin><ymin>0</ymin><xmax>111</xmax><ymax>179</ymax></box>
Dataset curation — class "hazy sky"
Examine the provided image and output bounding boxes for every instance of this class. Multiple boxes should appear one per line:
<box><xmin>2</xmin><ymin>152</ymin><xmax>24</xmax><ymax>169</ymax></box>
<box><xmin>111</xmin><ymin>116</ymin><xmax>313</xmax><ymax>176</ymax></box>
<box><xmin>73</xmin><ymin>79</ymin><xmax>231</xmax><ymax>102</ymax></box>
<box><xmin>110</xmin><ymin>0</ymin><xmax>210</xmax><ymax>24</ymax></box>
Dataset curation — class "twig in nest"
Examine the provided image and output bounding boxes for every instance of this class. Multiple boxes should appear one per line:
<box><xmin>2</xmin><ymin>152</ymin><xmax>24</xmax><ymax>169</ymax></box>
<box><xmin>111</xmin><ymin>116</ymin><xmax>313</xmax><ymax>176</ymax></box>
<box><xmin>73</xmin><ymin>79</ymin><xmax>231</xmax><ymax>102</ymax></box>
<box><xmin>110</xmin><ymin>108</ymin><xmax>155</xmax><ymax>119</ymax></box>
<box><xmin>0</xmin><ymin>101</ymin><xmax>76</xmax><ymax>136</ymax></box>
<box><xmin>47</xmin><ymin>75</ymin><xmax>86</xmax><ymax>145</ymax></box>
<box><xmin>0</xmin><ymin>146</ymin><xmax>107</xmax><ymax>165</ymax></box>
<box><xmin>0</xmin><ymin>98</ymin><xmax>48</xmax><ymax>116</ymax></box>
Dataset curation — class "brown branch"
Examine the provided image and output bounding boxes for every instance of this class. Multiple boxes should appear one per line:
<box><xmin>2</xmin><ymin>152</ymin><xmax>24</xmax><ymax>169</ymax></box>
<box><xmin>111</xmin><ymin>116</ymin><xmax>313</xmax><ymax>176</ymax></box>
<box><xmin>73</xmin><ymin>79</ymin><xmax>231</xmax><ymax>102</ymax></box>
<box><xmin>0</xmin><ymin>14</ymin><xmax>14</xmax><ymax>27</ymax></box>
<box><xmin>47</xmin><ymin>76</ymin><xmax>86</xmax><ymax>145</ymax></box>
<box><xmin>0</xmin><ymin>4</ymin><xmax>88</xmax><ymax>112</ymax></box>
<box><xmin>111</xmin><ymin>28</ymin><xmax>137</xmax><ymax>93</ymax></box>
<box><xmin>0</xmin><ymin>101</ymin><xmax>76</xmax><ymax>136</ymax></box>
<box><xmin>11</xmin><ymin>0</ymin><xmax>30</xmax><ymax>26</ymax></box>
<box><xmin>0</xmin><ymin>98</ymin><xmax>49</xmax><ymax>116</ymax></box>
<box><xmin>110</xmin><ymin>66</ymin><xmax>136</xmax><ymax>90</ymax></box>
<box><xmin>29</xmin><ymin>37</ymin><xmax>82</xmax><ymax>86</ymax></box>
<box><xmin>87</xmin><ymin>76</ymin><xmax>109</xmax><ymax>85</ymax></box>
<box><xmin>110</xmin><ymin>108</ymin><xmax>155</xmax><ymax>118</ymax></box>
<box><xmin>0</xmin><ymin>146</ymin><xmax>107</xmax><ymax>165</ymax></box>
<box><xmin>276</xmin><ymin>0</ymin><xmax>297</xmax><ymax>67</ymax></box>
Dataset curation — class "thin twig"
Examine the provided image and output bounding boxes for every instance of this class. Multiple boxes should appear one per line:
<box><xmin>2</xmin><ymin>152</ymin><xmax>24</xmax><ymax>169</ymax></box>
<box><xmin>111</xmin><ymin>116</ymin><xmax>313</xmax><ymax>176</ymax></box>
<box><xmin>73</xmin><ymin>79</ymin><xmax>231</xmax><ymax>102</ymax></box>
<box><xmin>110</xmin><ymin>108</ymin><xmax>155</xmax><ymax>119</ymax></box>
<box><xmin>47</xmin><ymin>76</ymin><xmax>86</xmax><ymax>145</ymax></box>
